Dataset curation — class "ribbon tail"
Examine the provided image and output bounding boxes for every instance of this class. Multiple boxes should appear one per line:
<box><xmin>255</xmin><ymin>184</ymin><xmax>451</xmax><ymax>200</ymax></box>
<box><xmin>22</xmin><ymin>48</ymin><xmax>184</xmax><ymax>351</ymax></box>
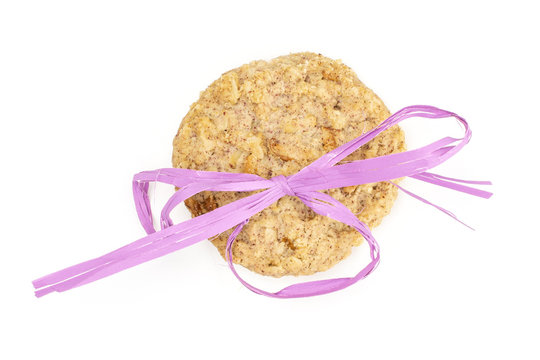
<box><xmin>389</xmin><ymin>180</ymin><xmax>475</xmax><ymax>230</ymax></box>
<box><xmin>33</xmin><ymin>187</ymin><xmax>283</xmax><ymax>297</ymax></box>
<box><xmin>33</xmin><ymin>228</ymin><xmax>210</xmax><ymax>297</ymax></box>
<box><xmin>411</xmin><ymin>171</ymin><xmax>493</xmax><ymax>199</ymax></box>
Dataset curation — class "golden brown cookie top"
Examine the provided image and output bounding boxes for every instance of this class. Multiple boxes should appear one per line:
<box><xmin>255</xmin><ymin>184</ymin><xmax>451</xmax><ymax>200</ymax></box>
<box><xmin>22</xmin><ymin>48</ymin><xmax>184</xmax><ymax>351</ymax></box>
<box><xmin>173</xmin><ymin>52</ymin><xmax>405</xmax><ymax>277</ymax></box>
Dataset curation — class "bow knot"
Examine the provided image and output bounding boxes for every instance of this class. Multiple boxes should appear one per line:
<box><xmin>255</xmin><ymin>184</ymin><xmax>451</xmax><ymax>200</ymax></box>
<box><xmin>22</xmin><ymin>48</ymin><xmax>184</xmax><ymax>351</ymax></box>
<box><xmin>271</xmin><ymin>175</ymin><xmax>296</xmax><ymax>197</ymax></box>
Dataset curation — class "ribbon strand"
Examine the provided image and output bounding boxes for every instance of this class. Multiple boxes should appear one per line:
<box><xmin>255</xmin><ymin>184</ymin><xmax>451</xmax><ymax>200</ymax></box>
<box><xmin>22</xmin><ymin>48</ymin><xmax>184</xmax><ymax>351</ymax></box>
<box><xmin>32</xmin><ymin>105</ymin><xmax>492</xmax><ymax>298</ymax></box>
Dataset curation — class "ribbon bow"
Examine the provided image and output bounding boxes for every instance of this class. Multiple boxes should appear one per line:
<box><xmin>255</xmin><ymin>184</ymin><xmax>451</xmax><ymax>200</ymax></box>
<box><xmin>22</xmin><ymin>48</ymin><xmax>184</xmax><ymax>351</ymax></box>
<box><xmin>32</xmin><ymin>105</ymin><xmax>492</xmax><ymax>298</ymax></box>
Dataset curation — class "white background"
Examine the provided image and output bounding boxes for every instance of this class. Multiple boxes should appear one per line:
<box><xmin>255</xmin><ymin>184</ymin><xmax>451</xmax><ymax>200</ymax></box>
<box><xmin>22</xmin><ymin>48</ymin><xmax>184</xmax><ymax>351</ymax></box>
<box><xmin>1</xmin><ymin>1</ymin><xmax>539</xmax><ymax>359</ymax></box>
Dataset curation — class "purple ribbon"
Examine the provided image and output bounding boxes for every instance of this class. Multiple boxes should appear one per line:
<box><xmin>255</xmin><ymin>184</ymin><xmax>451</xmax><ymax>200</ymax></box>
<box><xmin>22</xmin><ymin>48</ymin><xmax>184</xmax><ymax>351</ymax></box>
<box><xmin>32</xmin><ymin>105</ymin><xmax>492</xmax><ymax>298</ymax></box>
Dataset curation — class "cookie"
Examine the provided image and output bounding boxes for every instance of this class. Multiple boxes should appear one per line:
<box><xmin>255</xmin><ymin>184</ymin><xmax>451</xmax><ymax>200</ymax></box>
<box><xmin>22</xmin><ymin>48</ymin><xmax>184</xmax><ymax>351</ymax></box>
<box><xmin>172</xmin><ymin>52</ymin><xmax>405</xmax><ymax>277</ymax></box>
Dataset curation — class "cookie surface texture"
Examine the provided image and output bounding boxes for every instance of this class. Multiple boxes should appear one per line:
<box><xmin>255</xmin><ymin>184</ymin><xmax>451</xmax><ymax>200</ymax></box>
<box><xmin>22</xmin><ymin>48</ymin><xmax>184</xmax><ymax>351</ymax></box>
<box><xmin>172</xmin><ymin>52</ymin><xmax>405</xmax><ymax>277</ymax></box>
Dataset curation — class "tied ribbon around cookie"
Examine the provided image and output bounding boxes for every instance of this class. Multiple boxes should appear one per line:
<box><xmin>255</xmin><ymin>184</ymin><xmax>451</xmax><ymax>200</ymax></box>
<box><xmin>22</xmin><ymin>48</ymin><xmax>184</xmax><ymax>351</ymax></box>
<box><xmin>32</xmin><ymin>105</ymin><xmax>493</xmax><ymax>298</ymax></box>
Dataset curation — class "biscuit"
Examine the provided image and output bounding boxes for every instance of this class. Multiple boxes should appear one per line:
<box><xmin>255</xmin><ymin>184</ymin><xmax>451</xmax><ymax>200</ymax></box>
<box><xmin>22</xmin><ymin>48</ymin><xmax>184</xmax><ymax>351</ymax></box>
<box><xmin>172</xmin><ymin>52</ymin><xmax>405</xmax><ymax>277</ymax></box>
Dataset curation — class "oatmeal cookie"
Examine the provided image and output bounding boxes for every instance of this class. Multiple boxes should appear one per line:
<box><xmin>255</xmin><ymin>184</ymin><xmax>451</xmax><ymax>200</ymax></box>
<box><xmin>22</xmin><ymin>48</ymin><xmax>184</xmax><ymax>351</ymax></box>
<box><xmin>172</xmin><ymin>52</ymin><xmax>405</xmax><ymax>277</ymax></box>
